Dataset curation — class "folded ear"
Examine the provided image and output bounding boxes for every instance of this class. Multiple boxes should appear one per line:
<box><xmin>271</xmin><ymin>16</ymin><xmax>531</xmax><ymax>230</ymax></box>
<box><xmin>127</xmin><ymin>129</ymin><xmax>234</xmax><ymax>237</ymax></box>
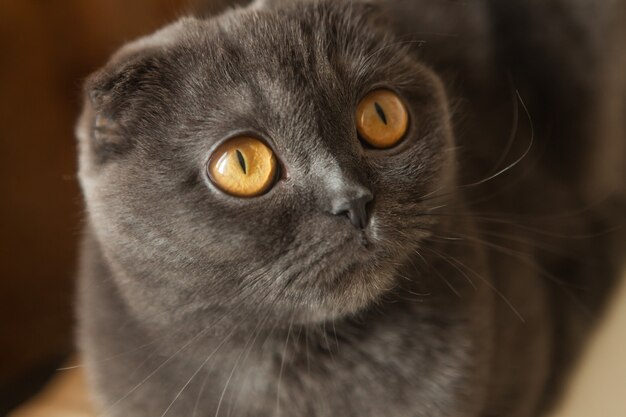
<box><xmin>82</xmin><ymin>54</ymin><xmax>154</xmax><ymax>158</ymax></box>
<box><xmin>76</xmin><ymin>18</ymin><xmax>194</xmax><ymax>164</ymax></box>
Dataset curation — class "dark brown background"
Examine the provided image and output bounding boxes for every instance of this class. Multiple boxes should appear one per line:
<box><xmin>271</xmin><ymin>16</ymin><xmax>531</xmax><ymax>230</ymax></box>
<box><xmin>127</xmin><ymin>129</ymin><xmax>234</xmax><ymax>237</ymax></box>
<box><xmin>0</xmin><ymin>0</ymin><xmax>196</xmax><ymax>412</ymax></box>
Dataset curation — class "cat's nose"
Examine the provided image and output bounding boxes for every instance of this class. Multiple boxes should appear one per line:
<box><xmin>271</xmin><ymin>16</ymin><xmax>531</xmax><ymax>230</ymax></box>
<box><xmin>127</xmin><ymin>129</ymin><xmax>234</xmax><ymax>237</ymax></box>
<box><xmin>330</xmin><ymin>188</ymin><xmax>373</xmax><ymax>229</ymax></box>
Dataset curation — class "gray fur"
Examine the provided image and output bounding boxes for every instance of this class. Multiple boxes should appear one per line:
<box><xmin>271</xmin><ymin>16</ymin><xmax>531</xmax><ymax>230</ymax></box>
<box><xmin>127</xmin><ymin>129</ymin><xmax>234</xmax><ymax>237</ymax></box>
<box><xmin>76</xmin><ymin>1</ymin><xmax>626</xmax><ymax>416</ymax></box>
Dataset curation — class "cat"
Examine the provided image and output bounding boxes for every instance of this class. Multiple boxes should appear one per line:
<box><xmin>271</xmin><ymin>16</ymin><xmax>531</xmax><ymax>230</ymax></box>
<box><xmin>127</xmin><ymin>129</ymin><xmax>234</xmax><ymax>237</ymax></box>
<box><xmin>75</xmin><ymin>0</ymin><xmax>626</xmax><ymax>416</ymax></box>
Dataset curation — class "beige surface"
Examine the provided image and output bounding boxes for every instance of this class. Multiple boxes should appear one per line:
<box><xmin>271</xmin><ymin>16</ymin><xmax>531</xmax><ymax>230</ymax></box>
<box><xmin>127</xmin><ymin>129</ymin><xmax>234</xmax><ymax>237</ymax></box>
<box><xmin>550</xmin><ymin>271</ymin><xmax>626</xmax><ymax>417</ymax></box>
<box><xmin>10</xmin><ymin>271</ymin><xmax>626</xmax><ymax>417</ymax></box>
<box><xmin>9</xmin><ymin>364</ymin><xmax>92</xmax><ymax>417</ymax></box>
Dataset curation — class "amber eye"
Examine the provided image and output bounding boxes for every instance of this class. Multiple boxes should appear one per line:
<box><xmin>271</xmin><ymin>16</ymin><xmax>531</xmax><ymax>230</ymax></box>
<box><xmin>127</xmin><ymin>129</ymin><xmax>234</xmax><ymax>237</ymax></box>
<box><xmin>208</xmin><ymin>137</ymin><xmax>278</xmax><ymax>197</ymax></box>
<box><xmin>356</xmin><ymin>89</ymin><xmax>409</xmax><ymax>149</ymax></box>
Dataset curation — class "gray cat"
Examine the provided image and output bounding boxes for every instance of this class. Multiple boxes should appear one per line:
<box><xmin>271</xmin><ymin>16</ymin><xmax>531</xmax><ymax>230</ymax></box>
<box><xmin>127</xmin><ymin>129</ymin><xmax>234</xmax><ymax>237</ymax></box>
<box><xmin>76</xmin><ymin>0</ymin><xmax>626</xmax><ymax>416</ymax></box>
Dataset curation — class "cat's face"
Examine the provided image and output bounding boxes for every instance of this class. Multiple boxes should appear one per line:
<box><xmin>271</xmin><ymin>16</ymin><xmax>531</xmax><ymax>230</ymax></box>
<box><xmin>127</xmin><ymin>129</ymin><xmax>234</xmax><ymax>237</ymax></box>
<box><xmin>78</xmin><ymin>1</ymin><xmax>455</xmax><ymax>327</ymax></box>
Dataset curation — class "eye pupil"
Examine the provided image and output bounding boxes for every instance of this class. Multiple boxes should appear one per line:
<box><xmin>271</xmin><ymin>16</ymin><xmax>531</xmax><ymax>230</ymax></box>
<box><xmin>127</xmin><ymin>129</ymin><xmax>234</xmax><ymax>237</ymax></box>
<box><xmin>236</xmin><ymin>149</ymin><xmax>247</xmax><ymax>174</ymax></box>
<box><xmin>374</xmin><ymin>102</ymin><xmax>387</xmax><ymax>125</ymax></box>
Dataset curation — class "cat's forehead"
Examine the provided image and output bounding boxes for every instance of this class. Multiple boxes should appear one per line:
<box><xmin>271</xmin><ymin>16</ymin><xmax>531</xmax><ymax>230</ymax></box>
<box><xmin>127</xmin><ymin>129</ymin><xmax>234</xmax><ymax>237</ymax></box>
<box><xmin>108</xmin><ymin>2</ymin><xmax>414</xmax><ymax>114</ymax></box>
<box><xmin>135</xmin><ymin>6</ymin><xmax>395</xmax><ymax>128</ymax></box>
<box><xmin>165</xmin><ymin>2</ymin><xmax>401</xmax><ymax>89</ymax></box>
<box><xmin>96</xmin><ymin>2</ymin><xmax>425</xmax><ymax>161</ymax></box>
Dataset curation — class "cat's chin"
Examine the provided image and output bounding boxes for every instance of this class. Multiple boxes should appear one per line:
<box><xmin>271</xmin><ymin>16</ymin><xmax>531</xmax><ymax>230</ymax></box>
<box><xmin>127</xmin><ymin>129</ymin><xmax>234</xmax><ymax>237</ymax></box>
<box><xmin>292</xmin><ymin>253</ymin><xmax>400</xmax><ymax>323</ymax></box>
<box><xmin>272</xmin><ymin>226</ymin><xmax>414</xmax><ymax>324</ymax></box>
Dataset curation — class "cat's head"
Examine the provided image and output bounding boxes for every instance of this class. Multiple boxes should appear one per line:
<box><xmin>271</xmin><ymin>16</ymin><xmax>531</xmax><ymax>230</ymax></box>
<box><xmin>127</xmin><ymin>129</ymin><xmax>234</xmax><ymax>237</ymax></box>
<box><xmin>77</xmin><ymin>0</ymin><xmax>456</xmax><ymax>328</ymax></box>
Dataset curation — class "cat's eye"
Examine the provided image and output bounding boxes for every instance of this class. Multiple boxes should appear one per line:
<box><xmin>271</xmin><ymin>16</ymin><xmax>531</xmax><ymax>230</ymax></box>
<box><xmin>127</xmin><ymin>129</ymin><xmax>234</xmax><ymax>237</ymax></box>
<box><xmin>356</xmin><ymin>89</ymin><xmax>409</xmax><ymax>149</ymax></box>
<box><xmin>208</xmin><ymin>137</ymin><xmax>278</xmax><ymax>197</ymax></box>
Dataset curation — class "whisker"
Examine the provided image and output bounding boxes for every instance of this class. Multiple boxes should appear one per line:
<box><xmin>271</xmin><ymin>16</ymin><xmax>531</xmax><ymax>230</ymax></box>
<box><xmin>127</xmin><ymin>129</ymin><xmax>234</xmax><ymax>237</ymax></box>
<box><xmin>275</xmin><ymin>313</ymin><xmax>295</xmax><ymax>417</ymax></box>
<box><xmin>213</xmin><ymin>299</ymin><xmax>282</xmax><ymax>417</ymax></box>
<box><xmin>424</xmin><ymin>246</ymin><xmax>477</xmax><ymax>290</ymax></box>
<box><xmin>99</xmin><ymin>263</ymin><xmax>282</xmax><ymax>416</ymax></box>
<box><xmin>428</xmin><ymin>231</ymin><xmax>593</xmax><ymax>316</ymax></box>
<box><xmin>489</xmin><ymin>79</ymin><xmax>520</xmax><ymax>175</ymax></box>
<box><xmin>461</xmin><ymin>90</ymin><xmax>535</xmax><ymax>189</ymax></box>
<box><xmin>412</xmin><ymin>247</ymin><xmax>461</xmax><ymax>297</ymax></box>
<box><xmin>424</xmin><ymin>246</ymin><xmax>525</xmax><ymax>322</ymax></box>
<box><xmin>160</xmin><ymin>326</ymin><xmax>240</xmax><ymax>417</ymax></box>
<box><xmin>422</xmin><ymin>211</ymin><xmax>624</xmax><ymax>241</ymax></box>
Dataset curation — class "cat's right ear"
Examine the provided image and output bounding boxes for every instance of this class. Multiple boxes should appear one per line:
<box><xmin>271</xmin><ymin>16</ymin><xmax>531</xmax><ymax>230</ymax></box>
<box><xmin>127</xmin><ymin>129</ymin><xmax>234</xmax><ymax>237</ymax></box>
<box><xmin>76</xmin><ymin>18</ymin><xmax>194</xmax><ymax>164</ymax></box>
<box><xmin>78</xmin><ymin>55</ymin><xmax>151</xmax><ymax>162</ymax></box>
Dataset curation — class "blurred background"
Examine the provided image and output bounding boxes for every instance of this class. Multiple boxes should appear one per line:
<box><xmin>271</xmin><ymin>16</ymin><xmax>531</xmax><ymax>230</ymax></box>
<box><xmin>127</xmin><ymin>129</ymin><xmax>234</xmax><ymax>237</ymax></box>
<box><xmin>0</xmin><ymin>1</ymin><xmax>196</xmax><ymax>413</ymax></box>
<box><xmin>0</xmin><ymin>1</ymin><xmax>624</xmax><ymax>416</ymax></box>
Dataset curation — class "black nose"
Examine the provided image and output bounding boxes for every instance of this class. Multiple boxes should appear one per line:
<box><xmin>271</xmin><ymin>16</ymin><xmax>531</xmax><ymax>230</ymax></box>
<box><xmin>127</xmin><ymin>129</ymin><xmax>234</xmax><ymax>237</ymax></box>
<box><xmin>330</xmin><ymin>190</ymin><xmax>373</xmax><ymax>229</ymax></box>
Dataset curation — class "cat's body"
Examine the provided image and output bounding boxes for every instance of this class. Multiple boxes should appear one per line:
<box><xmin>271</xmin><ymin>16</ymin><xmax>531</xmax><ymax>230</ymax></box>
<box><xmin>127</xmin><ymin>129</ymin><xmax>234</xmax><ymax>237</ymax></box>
<box><xmin>76</xmin><ymin>1</ymin><xmax>626</xmax><ymax>416</ymax></box>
